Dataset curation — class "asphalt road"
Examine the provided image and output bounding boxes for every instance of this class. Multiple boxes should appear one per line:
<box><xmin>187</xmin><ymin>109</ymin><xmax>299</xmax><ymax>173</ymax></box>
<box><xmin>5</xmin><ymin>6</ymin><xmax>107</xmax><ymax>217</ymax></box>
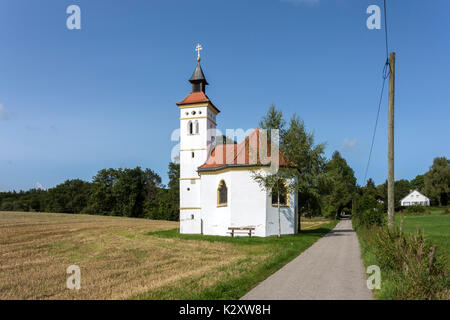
<box><xmin>241</xmin><ymin>219</ymin><xmax>374</xmax><ymax>300</ymax></box>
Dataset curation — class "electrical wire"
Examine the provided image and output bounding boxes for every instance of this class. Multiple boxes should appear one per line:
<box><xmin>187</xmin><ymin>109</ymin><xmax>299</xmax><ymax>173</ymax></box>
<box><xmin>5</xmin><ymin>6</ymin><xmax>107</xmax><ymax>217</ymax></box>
<box><xmin>363</xmin><ymin>0</ymin><xmax>391</xmax><ymax>184</ymax></box>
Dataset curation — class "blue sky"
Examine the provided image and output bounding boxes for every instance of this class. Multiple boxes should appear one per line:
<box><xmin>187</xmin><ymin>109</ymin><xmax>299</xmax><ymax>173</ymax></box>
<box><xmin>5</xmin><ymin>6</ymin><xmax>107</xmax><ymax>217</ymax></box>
<box><xmin>0</xmin><ymin>0</ymin><xmax>449</xmax><ymax>191</ymax></box>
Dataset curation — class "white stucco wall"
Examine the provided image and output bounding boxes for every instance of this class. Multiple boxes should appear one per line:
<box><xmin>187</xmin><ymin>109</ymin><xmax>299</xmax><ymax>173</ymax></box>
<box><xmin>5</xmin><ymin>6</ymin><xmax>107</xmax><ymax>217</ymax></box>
<box><xmin>179</xmin><ymin>209</ymin><xmax>202</xmax><ymax>234</ymax></box>
<box><xmin>200</xmin><ymin>169</ymin><xmax>266</xmax><ymax>236</ymax></box>
<box><xmin>265</xmin><ymin>176</ymin><xmax>298</xmax><ymax>236</ymax></box>
<box><xmin>179</xmin><ymin>104</ymin><xmax>217</xmax><ymax>234</ymax></box>
<box><xmin>199</xmin><ymin>171</ymin><xmax>232</xmax><ymax>236</ymax></box>
<box><xmin>179</xmin><ymin>179</ymin><xmax>201</xmax><ymax>209</ymax></box>
<box><xmin>400</xmin><ymin>190</ymin><xmax>430</xmax><ymax>206</ymax></box>
<box><xmin>199</xmin><ymin>168</ymin><xmax>297</xmax><ymax>237</ymax></box>
<box><xmin>227</xmin><ymin>169</ymin><xmax>267</xmax><ymax>236</ymax></box>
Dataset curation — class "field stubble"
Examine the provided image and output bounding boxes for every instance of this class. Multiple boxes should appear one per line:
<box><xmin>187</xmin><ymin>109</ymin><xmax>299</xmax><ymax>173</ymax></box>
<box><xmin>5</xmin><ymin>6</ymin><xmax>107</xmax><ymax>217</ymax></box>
<box><xmin>0</xmin><ymin>211</ymin><xmax>247</xmax><ymax>299</ymax></box>
<box><xmin>1</xmin><ymin>211</ymin><xmax>333</xmax><ymax>300</ymax></box>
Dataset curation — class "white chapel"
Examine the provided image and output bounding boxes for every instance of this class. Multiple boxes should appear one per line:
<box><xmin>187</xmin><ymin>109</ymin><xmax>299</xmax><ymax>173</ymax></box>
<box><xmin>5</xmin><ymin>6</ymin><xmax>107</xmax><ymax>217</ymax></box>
<box><xmin>177</xmin><ymin>48</ymin><xmax>298</xmax><ymax>237</ymax></box>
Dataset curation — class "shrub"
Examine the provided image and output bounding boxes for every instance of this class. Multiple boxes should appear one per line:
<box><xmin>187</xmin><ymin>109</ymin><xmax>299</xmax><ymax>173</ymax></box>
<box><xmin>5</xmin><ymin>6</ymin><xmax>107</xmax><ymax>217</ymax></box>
<box><xmin>322</xmin><ymin>204</ymin><xmax>337</xmax><ymax>219</ymax></box>
<box><xmin>360</xmin><ymin>226</ymin><xmax>449</xmax><ymax>299</ymax></box>
<box><xmin>352</xmin><ymin>204</ymin><xmax>386</xmax><ymax>229</ymax></box>
<box><xmin>12</xmin><ymin>201</ymin><xmax>29</xmax><ymax>212</ymax></box>
<box><xmin>0</xmin><ymin>201</ymin><xmax>13</xmax><ymax>211</ymax></box>
<box><xmin>403</xmin><ymin>205</ymin><xmax>427</xmax><ymax>215</ymax></box>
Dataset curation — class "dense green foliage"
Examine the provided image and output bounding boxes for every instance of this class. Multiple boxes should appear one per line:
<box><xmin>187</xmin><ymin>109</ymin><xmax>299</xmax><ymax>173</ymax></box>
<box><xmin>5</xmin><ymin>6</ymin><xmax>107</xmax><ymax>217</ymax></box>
<box><xmin>283</xmin><ymin>115</ymin><xmax>326</xmax><ymax>217</ymax></box>
<box><xmin>259</xmin><ymin>106</ymin><xmax>370</xmax><ymax>218</ymax></box>
<box><xmin>410</xmin><ymin>174</ymin><xmax>425</xmax><ymax>192</ymax></box>
<box><xmin>352</xmin><ymin>204</ymin><xmax>386</xmax><ymax>228</ymax></box>
<box><xmin>402</xmin><ymin>205</ymin><xmax>427</xmax><ymax>215</ymax></box>
<box><xmin>423</xmin><ymin>157</ymin><xmax>450</xmax><ymax>206</ymax></box>
<box><xmin>320</xmin><ymin>151</ymin><xmax>357</xmax><ymax>218</ymax></box>
<box><xmin>0</xmin><ymin>163</ymin><xmax>180</xmax><ymax>221</ymax></box>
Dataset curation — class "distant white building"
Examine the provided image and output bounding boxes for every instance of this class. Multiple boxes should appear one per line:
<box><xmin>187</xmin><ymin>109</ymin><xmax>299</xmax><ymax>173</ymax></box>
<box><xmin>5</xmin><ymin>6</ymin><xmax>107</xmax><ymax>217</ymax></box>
<box><xmin>400</xmin><ymin>190</ymin><xmax>430</xmax><ymax>206</ymax></box>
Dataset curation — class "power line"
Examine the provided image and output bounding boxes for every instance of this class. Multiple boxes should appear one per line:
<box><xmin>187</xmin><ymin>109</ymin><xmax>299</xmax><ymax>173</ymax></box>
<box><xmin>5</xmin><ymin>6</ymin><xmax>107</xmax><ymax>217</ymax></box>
<box><xmin>363</xmin><ymin>72</ymin><xmax>387</xmax><ymax>183</ymax></box>
<box><xmin>383</xmin><ymin>0</ymin><xmax>389</xmax><ymax>60</ymax></box>
<box><xmin>363</xmin><ymin>0</ymin><xmax>390</xmax><ymax>184</ymax></box>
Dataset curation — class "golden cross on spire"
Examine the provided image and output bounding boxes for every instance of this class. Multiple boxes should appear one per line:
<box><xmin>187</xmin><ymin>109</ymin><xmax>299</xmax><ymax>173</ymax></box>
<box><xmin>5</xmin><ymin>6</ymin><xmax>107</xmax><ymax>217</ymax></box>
<box><xmin>195</xmin><ymin>43</ymin><xmax>203</xmax><ymax>62</ymax></box>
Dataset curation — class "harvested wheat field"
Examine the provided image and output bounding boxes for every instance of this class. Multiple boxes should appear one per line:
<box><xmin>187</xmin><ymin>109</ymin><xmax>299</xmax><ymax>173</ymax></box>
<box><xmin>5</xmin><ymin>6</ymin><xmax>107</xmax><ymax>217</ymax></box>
<box><xmin>0</xmin><ymin>211</ymin><xmax>335</xmax><ymax>300</ymax></box>
<box><xmin>0</xmin><ymin>211</ymin><xmax>237</xmax><ymax>299</ymax></box>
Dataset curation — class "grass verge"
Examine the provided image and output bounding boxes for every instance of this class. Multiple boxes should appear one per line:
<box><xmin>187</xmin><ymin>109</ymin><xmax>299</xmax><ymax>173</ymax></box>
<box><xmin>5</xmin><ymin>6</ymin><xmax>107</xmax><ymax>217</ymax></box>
<box><xmin>355</xmin><ymin>214</ymin><xmax>449</xmax><ymax>300</ymax></box>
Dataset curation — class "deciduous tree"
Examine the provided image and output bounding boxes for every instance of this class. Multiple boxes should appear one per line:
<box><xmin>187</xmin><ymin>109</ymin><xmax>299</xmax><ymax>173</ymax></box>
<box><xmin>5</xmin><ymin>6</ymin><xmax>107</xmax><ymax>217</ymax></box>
<box><xmin>424</xmin><ymin>157</ymin><xmax>450</xmax><ymax>206</ymax></box>
<box><xmin>320</xmin><ymin>151</ymin><xmax>357</xmax><ymax>218</ymax></box>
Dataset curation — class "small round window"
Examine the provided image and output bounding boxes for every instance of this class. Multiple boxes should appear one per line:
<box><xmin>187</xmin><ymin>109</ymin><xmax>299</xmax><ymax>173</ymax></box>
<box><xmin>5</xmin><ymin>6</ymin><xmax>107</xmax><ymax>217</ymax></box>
<box><xmin>192</xmin><ymin>111</ymin><xmax>196</xmax><ymax>115</ymax></box>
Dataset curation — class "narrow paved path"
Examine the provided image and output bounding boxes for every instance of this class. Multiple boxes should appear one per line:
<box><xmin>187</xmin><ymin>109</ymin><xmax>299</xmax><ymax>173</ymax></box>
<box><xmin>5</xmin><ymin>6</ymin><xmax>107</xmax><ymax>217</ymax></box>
<box><xmin>242</xmin><ymin>219</ymin><xmax>373</xmax><ymax>300</ymax></box>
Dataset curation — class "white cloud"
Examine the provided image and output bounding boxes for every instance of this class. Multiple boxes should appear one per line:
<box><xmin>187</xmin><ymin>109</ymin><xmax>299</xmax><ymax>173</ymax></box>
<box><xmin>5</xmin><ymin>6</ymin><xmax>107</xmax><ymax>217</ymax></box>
<box><xmin>0</xmin><ymin>104</ymin><xmax>7</xmax><ymax>120</ymax></box>
<box><xmin>36</xmin><ymin>182</ymin><xmax>45</xmax><ymax>190</ymax></box>
<box><xmin>342</xmin><ymin>138</ymin><xmax>357</xmax><ymax>152</ymax></box>
<box><xmin>280</xmin><ymin>0</ymin><xmax>320</xmax><ymax>6</ymax></box>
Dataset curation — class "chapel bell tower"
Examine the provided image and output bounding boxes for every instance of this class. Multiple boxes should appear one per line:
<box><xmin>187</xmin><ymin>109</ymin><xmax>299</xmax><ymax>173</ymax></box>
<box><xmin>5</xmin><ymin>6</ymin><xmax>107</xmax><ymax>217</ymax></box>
<box><xmin>176</xmin><ymin>44</ymin><xmax>220</xmax><ymax>234</ymax></box>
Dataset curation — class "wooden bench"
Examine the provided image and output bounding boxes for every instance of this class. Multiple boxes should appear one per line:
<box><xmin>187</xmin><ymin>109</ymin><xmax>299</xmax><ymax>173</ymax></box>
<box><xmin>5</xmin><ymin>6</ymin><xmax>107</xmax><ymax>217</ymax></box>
<box><xmin>228</xmin><ymin>227</ymin><xmax>255</xmax><ymax>237</ymax></box>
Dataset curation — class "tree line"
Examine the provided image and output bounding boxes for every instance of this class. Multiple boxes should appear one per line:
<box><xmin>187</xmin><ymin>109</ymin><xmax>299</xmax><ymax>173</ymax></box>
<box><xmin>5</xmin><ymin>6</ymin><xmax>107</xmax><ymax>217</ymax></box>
<box><xmin>0</xmin><ymin>163</ymin><xmax>180</xmax><ymax>221</ymax></box>
<box><xmin>0</xmin><ymin>105</ymin><xmax>448</xmax><ymax>220</ymax></box>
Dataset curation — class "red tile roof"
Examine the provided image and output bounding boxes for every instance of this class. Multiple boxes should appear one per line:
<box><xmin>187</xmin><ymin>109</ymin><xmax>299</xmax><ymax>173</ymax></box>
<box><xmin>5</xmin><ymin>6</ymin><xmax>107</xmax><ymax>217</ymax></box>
<box><xmin>176</xmin><ymin>92</ymin><xmax>220</xmax><ymax>113</ymax></box>
<box><xmin>198</xmin><ymin>128</ymin><xmax>296</xmax><ymax>172</ymax></box>
<box><xmin>177</xmin><ymin>92</ymin><xmax>210</xmax><ymax>105</ymax></box>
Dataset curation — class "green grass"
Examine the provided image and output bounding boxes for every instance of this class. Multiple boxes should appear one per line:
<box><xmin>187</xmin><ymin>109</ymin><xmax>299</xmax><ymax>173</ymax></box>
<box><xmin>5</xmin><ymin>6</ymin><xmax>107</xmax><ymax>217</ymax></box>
<box><xmin>396</xmin><ymin>214</ymin><xmax>450</xmax><ymax>260</ymax></box>
<box><xmin>134</xmin><ymin>221</ymin><xmax>338</xmax><ymax>300</ymax></box>
<box><xmin>426</xmin><ymin>206</ymin><xmax>450</xmax><ymax>215</ymax></box>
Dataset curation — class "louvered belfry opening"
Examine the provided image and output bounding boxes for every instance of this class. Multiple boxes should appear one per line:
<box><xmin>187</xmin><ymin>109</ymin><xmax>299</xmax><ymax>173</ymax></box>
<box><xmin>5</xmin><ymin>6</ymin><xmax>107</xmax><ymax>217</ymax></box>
<box><xmin>189</xmin><ymin>62</ymin><xmax>208</xmax><ymax>93</ymax></box>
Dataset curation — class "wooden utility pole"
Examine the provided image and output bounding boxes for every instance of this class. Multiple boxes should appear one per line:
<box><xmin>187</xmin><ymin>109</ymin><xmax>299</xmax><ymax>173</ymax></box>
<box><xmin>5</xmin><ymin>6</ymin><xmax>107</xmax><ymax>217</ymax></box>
<box><xmin>387</xmin><ymin>52</ymin><xmax>395</xmax><ymax>229</ymax></box>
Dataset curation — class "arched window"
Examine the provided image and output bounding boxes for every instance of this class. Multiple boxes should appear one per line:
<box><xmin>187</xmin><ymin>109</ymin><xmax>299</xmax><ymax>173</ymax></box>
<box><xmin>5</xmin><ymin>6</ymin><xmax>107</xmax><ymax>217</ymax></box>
<box><xmin>195</xmin><ymin>120</ymin><xmax>199</xmax><ymax>134</ymax></box>
<box><xmin>217</xmin><ymin>180</ymin><xmax>228</xmax><ymax>207</ymax></box>
<box><xmin>188</xmin><ymin>121</ymin><xmax>193</xmax><ymax>135</ymax></box>
<box><xmin>271</xmin><ymin>180</ymin><xmax>288</xmax><ymax>207</ymax></box>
